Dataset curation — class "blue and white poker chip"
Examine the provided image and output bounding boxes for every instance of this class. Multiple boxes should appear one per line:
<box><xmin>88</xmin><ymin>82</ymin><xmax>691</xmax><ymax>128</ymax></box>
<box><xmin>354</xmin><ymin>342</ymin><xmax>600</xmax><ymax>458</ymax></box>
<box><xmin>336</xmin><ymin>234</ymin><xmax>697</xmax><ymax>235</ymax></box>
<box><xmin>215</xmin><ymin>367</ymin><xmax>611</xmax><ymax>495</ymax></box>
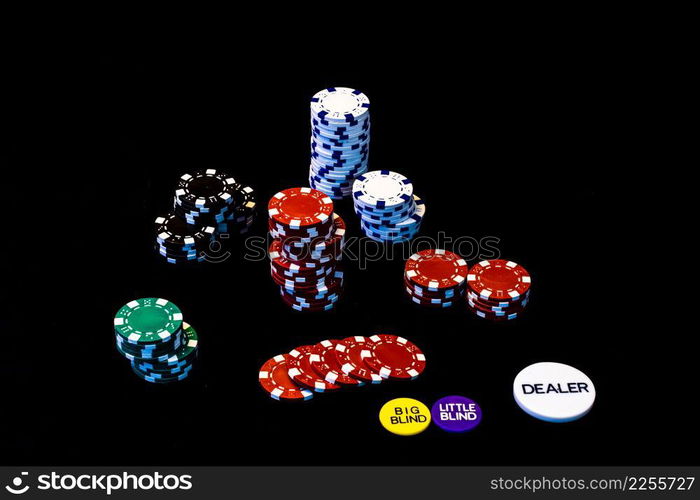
<box><xmin>352</xmin><ymin>170</ymin><xmax>414</xmax><ymax>209</ymax></box>
<box><xmin>310</xmin><ymin>87</ymin><xmax>370</xmax><ymax>123</ymax></box>
<box><xmin>362</xmin><ymin>196</ymin><xmax>425</xmax><ymax>230</ymax></box>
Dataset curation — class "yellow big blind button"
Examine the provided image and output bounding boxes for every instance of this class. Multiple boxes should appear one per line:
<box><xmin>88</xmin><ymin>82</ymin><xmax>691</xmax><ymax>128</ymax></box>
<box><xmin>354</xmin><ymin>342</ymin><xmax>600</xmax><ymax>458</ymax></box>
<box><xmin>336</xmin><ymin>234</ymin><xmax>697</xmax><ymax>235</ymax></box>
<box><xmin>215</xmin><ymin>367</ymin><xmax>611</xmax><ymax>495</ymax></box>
<box><xmin>379</xmin><ymin>398</ymin><xmax>431</xmax><ymax>436</ymax></box>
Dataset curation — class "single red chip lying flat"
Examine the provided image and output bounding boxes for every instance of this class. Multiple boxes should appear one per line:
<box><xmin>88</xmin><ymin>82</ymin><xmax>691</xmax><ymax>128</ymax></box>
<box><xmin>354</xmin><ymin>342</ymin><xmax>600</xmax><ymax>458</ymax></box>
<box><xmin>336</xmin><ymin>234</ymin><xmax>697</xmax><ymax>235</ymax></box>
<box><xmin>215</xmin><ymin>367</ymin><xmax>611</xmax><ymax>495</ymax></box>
<box><xmin>334</xmin><ymin>336</ymin><xmax>382</xmax><ymax>384</ymax></box>
<box><xmin>287</xmin><ymin>345</ymin><xmax>341</xmax><ymax>392</ymax></box>
<box><xmin>362</xmin><ymin>334</ymin><xmax>426</xmax><ymax>380</ymax></box>
<box><xmin>268</xmin><ymin>187</ymin><xmax>334</xmax><ymax>229</ymax></box>
<box><xmin>404</xmin><ymin>249</ymin><xmax>468</xmax><ymax>290</ymax></box>
<box><xmin>258</xmin><ymin>354</ymin><xmax>313</xmax><ymax>401</ymax></box>
<box><xmin>467</xmin><ymin>259</ymin><xmax>531</xmax><ymax>301</ymax></box>
<box><xmin>309</xmin><ymin>339</ymin><xmax>365</xmax><ymax>386</ymax></box>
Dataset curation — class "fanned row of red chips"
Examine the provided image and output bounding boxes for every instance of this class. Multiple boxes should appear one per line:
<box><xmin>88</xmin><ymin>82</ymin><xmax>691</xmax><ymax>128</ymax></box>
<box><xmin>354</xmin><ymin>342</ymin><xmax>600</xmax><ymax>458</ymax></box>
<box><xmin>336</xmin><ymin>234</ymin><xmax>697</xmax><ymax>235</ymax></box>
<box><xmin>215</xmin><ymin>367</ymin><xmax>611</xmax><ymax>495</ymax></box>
<box><xmin>259</xmin><ymin>334</ymin><xmax>426</xmax><ymax>401</ymax></box>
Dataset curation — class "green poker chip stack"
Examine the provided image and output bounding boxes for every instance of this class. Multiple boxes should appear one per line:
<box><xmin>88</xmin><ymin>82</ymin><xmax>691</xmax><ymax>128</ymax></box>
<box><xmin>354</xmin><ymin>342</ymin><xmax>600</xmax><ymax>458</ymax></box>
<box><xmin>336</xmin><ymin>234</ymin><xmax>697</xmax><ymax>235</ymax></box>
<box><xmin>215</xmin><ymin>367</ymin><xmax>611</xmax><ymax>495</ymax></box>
<box><xmin>113</xmin><ymin>298</ymin><xmax>199</xmax><ymax>383</ymax></box>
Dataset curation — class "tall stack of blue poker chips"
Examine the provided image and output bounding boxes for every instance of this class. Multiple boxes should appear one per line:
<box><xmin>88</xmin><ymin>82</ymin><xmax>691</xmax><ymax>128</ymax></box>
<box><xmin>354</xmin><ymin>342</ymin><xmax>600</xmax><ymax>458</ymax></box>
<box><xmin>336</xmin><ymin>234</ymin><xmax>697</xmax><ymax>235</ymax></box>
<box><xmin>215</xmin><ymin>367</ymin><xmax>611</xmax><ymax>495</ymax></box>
<box><xmin>352</xmin><ymin>170</ymin><xmax>426</xmax><ymax>243</ymax></box>
<box><xmin>308</xmin><ymin>87</ymin><xmax>371</xmax><ymax>200</ymax></box>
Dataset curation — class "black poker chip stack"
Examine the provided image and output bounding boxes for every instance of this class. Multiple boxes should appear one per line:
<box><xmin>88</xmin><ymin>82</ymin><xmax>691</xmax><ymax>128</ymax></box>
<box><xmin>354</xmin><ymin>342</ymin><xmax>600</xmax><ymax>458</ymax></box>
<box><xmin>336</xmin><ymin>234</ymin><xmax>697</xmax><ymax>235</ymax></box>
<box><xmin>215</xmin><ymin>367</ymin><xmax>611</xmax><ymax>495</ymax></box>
<box><xmin>154</xmin><ymin>169</ymin><xmax>257</xmax><ymax>263</ymax></box>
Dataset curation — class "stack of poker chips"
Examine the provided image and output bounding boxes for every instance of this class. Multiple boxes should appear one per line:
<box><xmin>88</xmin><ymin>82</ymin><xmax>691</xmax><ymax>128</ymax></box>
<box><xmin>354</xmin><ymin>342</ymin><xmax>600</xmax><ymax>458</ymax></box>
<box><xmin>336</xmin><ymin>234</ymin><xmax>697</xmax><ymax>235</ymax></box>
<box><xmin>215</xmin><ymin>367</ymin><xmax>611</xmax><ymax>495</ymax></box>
<box><xmin>404</xmin><ymin>249</ymin><xmax>468</xmax><ymax>307</ymax></box>
<box><xmin>113</xmin><ymin>298</ymin><xmax>199</xmax><ymax>383</ymax></box>
<box><xmin>267</xmin><ymin>187</ymin><xmax>345</xmax><ymax>311</ymax></box>
<box><xmin>155</xmin><ymin>215</ymin><xmax>215</xmax><ymax>264</ymax></box>
<box><xmin>308</xmin><ymin>87</ymin><xmax>371</xmax><ymax>200</ymax></box>
<box><xmin>466</xmin><ymin>259</ymin><xmax>532</xmax><ymax>321</ymax></box>
<box><xmin>154</xmin><ymin>169</ymin><xmax>257</xmax><ymax>263</ymax></box>
<box><xmin>258</xmin><ymin>334</ymin><xmax>425</xmax><ymax>401</ymax></box>
<box><xmin>173</xmin><ymin>169</ymin><xmax>256</xmax><ymax>235</ymax></box>
<box><xmin>352</xmin><ymin>170</ymin><xmax>425</xmax><ymax>242</ymax></box>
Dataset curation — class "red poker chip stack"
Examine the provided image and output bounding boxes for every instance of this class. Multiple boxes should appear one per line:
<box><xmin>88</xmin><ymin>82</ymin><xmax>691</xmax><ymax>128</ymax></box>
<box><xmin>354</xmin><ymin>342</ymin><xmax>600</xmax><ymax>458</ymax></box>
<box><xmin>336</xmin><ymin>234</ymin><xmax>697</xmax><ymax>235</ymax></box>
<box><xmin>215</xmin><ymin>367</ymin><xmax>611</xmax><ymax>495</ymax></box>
<box><xmin>466</xmin><ymin>259</ymin><xmax>532</xmax><ymax>321</ymax></box>
<box><xmin>267</xmin><ymin>187</ymin><xmax>345</xmax><ymax>311</ymax></box>
<box><xmin>258</xmin><ymin>335</ymin><xmax>426</xmax><ymax>401</ymax></box>
<box><xmin>403</xmin><ymin>249</ymin><xmax>469</xmax><ymax>308</ymax></box>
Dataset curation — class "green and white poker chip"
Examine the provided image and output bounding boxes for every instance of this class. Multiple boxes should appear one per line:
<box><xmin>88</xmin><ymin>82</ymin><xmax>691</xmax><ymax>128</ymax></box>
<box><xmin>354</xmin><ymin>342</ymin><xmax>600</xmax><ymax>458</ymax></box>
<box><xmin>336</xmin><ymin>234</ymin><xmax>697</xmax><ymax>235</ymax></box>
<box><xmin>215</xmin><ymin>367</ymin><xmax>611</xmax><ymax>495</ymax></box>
<box><xmin>165</xmin><ymin>322</ymin><xmax>199</xmax><ymax>365</ymax></box>
<box><xmin>113</xmin><ymin>298</ymin><xmax>183</xmax><ymax>344</ymax></box>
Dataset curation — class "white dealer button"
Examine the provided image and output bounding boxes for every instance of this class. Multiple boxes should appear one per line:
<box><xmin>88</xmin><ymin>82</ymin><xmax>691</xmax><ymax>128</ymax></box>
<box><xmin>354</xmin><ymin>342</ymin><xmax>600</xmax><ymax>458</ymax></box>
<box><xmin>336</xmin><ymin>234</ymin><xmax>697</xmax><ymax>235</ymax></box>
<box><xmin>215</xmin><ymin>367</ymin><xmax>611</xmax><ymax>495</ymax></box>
<box><xmin>513</xmin><ymin>362</ymin><xmax>596</xmax><ymax>423</ymax></box>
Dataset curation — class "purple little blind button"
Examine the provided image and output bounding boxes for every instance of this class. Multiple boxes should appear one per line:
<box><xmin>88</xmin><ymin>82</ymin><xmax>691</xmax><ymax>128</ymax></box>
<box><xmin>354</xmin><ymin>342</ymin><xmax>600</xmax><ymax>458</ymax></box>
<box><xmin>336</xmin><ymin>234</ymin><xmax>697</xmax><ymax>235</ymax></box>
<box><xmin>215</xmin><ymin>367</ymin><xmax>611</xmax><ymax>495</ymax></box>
<box><xmin>431</xmin><ymin>395</ymin><xmax>483</xmax><ymax>433</ymax></box>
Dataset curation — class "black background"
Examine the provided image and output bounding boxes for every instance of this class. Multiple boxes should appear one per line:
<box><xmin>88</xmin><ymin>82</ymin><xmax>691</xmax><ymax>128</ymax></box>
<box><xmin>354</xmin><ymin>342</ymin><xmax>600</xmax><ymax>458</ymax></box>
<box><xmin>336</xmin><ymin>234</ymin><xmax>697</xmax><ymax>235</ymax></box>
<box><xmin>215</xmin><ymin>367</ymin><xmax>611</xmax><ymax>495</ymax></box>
<box><xmin>3</xmin><ymin>45</ymin><xmax>691</xmax><ymax>466</ymax></box>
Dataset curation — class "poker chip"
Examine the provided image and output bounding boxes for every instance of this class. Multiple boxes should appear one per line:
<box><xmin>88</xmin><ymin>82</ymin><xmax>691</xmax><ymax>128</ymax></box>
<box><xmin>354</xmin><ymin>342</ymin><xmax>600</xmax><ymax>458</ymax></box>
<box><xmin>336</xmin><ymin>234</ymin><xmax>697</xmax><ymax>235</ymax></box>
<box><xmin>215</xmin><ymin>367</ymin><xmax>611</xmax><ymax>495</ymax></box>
<box><xmin>352</xmin><ymin>171</ymin><xmax>423</xmax><ymax>242</ymax></box>
<box><xmin>154</xmin><ymin>169</ymin><xmax>257</xmax><ymax>263</ymax></box>
<box><xmin>269</xmin><ymin>240</ymin><xmax>329</xmax><ymax>272</ymax></box>
<box><xmin>364</xmin><ymin>231</ymin><xmax>416</xmax><ymax>244</ymax></box>
<box><xmin>405</xmin><ymin>286</ymin><xmax>459</xmax><ymax>302</ymax></box>
<box><xmin>467</xmin><ymin>259</ymin><xmax>531</xmax><ymax>301</ymax></box>
<box><xmin>280</xmin><ymin>292</ymin><xmax>340</xmax><ymax>311</ymax></box>
<box><xmin>259</xmin><ymin>354</ymin><xmax>314</xmax><ymax>401</ymax></box>
<box><xmin>115</xmin><ymin>331</ymin><xmax>182</xmax><ymax>355</ymax></box>
<box><xmin>287</xmin><ymin>345</ymin><xmax>341</xmax><ymax>392</ymax></box>
<box><xmin>403</xmin><ymin>249</ymin><xmax>468</xmax><ymax>307</ymax></box>
<box><xmin>132</xmin><ymin>361</ymin><xmax>192</xmax><ymax>378</ymax></box>
<box><xmin>405</xmin><ymin>277</ymin><xmax>462</xmax><ymax>299</ymax></box>
<box><xmin>308</xmin><ymin>87</ymin><xmax>371</xmax><ymax>199</ymax></box>
<box><xmin>155</xmin><ymin>215</ymin><xmax>215</xmax><ymax>249</ymax></box>
<box><xmin>309</xmin><ymin>339</ymin><xmax>365</xmax><ymax>386</ymax></box>
<box><xmin>285</xmin><ymin>301</ymin><xmax>336</xmax><ymax>312</ymax></box>
<box><xmin>469</xmin><ymin>307</ymin><xmax>521</xmax><ymax>321</ymax></box>
<box><xmin>466</xmin><ymin>259</ymin><xmax>532</xmax><ymax>320</ymax></box>
<box><xmin>360</xmin><ymin>196</ymin><xmax>424</xmax><ymax>229</ymax></box>
<box><xmin>271</xmin><ymin>269</ymin><xmax>343</xmax><ymax>295</ymax></box>
<box><xmin>279</xmin><ymin>291</ymin><xmax>339</xmax><ymax>312</ymax></box>
<box><xmin>360</xmin><ymin>221</ymin><xmax>420</xmax><ymax>241</ymax></box>
<box><xmin>312</xmin><ymin>112</ymin><xmax>370</xmax><ymax>128</ymax></box>
<box><xmin>334</xmin><ymin>336</ymin><xmax>382</xmax><ymax>384</ymax></box>
<box><xmin>353</xmin><ymin>170</ymin><xmax>413</xmax><ymax>209</ymax></box>
<box><xmin>272</xmin><ymin>264</ymin><xmax>334</xmax><ymax>281</ymax></box>
<box><xmin>174</xmin><ymin>169</ymin><xmax>236</xmax><ymax>206</ymax></box>
<box><xmin>113</xmin><ymin>299</ymin><xmax>200</xmax><ymax>384</ymax></box>
<box><xmin>258</xmin><ymin>335</ymin><xmax>425</xmax><ymax>401</ymax></box>
<box><xmin>466</xmin><ymin>289</ymin><xmax>530</xmax><ymax>309</ymax></box>
<box><xmin>268</xmin><ymin>187</ymin><xmax>333</xmax><ymax>230</ymax></box>
<box><xmin>467</xmin><ymin>294</ymin><xmax>529</xmax><ymax>316</ymax></box>
<box><xmin>310</xmin><ymin>87</ymin><xmax>370</xmax><ymax>123</ymax></box>
<box><xmin>280</xmin><ymin>286</ymin><xmax>338</xmax><ymax>303</ymax></box>
<box><xmin>362</xmin><ymin>334</ymin><xmax>426</xmax><ymax>380</ymax></box>
<box><xmin>114</xmin><ymin>298</ymin><xmax>183</xmax><ymax>344</ymax></box>
<box><xmin>267</xmin><ymin>189</ymin><xmax>345</xmax><ymax>311</ymax></box>
<box><xmin>405</xmin><ymin>249</ymin><xmax>468</xmax><ymax>290</ymax></box>
<box><xmin>407</xmin><ymin>292</ymin><xmax>459</xmax><ymax>308</ymax></box>
<box><xmin>131</xmin><ymin>364</ymin><xmax>193</xmax><ymax>384</ymax></box>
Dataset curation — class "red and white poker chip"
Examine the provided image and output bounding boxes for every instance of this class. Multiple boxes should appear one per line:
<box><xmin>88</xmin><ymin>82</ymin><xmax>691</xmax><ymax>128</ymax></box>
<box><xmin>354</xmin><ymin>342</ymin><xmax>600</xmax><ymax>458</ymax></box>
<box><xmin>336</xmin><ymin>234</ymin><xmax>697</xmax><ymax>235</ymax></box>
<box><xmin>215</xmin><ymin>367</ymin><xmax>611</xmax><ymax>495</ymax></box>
<box><xmin>287</xmin><ymin>345</ymin><xmax>341</xmax><ymax>392</ymax></box>
<box><xmin>268</xmin><ymin>187</ymin><xmax>333</xmax><ymax>229</ymax></box>
<box><xmin>334</xmin><ymin>336</ymin><xmax>382</xmax><ymax>384</ymax></box>
<box><xmin>404</xmin><ymin>249</ymin><xmax>468</xmax><ymax>291</ymax></box>
<box><xmin>362</xmin><ymin>334</ymin><xmax>426</xmax><ymax>380</ymax></box>
<box><xmin>309</xmin><ymin>339</ymin><xmax>365</xmax><ymax>386</ymax></box>
<box><xmin>466</xmin><ymin>259</ymin><xmax>531</xmax><ymax>301</ymax></box>
<box><xmin>258</xmin><ymin>354</ymin><xmax>314</xmax><ymax>401</ymax></box>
